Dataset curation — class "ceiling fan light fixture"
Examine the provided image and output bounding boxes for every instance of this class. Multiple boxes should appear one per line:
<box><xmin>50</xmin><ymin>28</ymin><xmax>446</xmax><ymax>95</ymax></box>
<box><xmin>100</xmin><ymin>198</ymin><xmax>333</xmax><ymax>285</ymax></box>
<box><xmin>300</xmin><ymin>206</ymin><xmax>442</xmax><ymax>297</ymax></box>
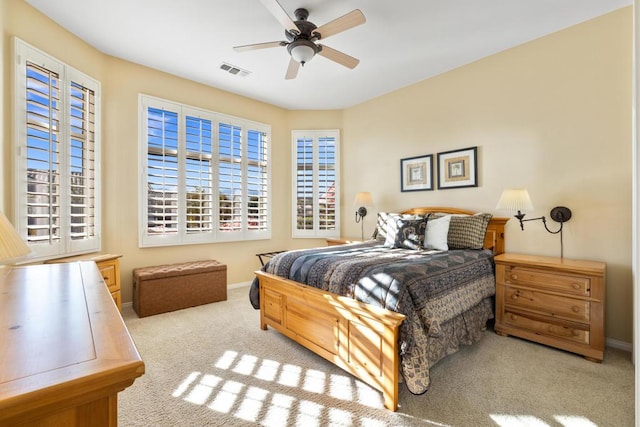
<box><xmin>288</xmin><ymin>39</ymin><xmax>316</xmax><ymax>65</ymax></box>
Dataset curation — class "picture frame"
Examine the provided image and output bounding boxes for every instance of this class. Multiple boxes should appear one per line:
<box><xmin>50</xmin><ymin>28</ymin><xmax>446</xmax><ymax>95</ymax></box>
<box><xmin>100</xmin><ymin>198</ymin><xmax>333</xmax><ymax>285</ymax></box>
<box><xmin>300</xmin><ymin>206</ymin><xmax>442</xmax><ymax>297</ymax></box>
<box><xmin>400</xmin><ymin>154</ymin><xmax>433</xmax><ymax>192</ymax></box>
<box><xmin>437</xmin><ymin>146</ymin><xmax>478</xmax><ymax>189</ymax></box>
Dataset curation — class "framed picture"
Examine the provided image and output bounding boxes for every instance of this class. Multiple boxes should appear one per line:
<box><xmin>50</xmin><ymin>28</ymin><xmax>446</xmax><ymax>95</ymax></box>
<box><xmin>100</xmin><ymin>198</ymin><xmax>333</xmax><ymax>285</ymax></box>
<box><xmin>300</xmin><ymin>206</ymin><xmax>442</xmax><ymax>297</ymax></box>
<box><xmin>437</xmin><ymin>146</ymin><xmax>478</xmax><ymax>189</ymax></box>
<box><xmin>400</xmin><ymin>154</ymin><xmax>433</xmax><ymax>192</ymax></box>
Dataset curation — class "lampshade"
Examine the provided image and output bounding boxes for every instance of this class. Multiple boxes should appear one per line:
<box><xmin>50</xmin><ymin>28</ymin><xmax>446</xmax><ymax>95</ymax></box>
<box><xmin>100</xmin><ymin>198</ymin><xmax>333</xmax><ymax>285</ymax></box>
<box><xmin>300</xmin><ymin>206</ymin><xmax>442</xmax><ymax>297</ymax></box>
<box><xmin>496</xmin><ymin>188</ymin><xmax>534</xmax><ymax>213</ymax></box>
<box><xmin>353</xmin><ymin>192</ymin><xmax>374</xmax><ymax>207</ymax></box>
<box><xmin>288</xmin><ymin>40</ymin><xmax>316</xmax><ymax>64</ymax></box>
<box><xmin>0</xmin><ymin>211</ymin><xmax>30</xmax><ymax>264</ymax></box>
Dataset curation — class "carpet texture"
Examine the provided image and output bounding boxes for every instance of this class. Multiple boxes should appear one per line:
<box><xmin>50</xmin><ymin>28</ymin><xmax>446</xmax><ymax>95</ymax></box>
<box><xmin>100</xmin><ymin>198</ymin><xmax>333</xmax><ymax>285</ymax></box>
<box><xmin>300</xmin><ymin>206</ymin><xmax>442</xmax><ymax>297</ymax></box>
<box><xmin>118</xmin><ymin>286</ymin><xmax>634</xmax><ymax>426</ymax></box>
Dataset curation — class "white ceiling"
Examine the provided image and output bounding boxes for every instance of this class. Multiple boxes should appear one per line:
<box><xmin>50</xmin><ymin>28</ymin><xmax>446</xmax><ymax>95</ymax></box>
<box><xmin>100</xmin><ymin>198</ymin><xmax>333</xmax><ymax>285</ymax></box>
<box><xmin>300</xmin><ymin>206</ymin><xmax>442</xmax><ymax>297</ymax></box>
<box><xmin>27</xmin><ymin>0</ymin><xmax>631</xmax><ymax>110</ymax></box>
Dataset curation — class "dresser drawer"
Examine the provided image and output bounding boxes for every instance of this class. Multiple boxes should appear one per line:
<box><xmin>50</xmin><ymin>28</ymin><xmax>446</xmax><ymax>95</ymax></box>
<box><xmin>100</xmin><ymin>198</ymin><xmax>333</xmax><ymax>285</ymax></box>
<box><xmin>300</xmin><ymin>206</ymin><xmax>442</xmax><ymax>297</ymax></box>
<box><xmin>503</xmin><ymin>310</ymin><xmax>590</xmax><ymax>345</ymax></box>
<box><xmin>99</xmin><ymin>263</ymin><xmax>118</xmax><ymax>292</ymax></box>
<box><xmin>504</xmin><ymin>266</ymin><xmax>590</xmax><ymax>296</ymax></box>
<box><xmin>504</xmin><ymin>287</ymin><xmax>590</xmax><ymax>323</ymax></box>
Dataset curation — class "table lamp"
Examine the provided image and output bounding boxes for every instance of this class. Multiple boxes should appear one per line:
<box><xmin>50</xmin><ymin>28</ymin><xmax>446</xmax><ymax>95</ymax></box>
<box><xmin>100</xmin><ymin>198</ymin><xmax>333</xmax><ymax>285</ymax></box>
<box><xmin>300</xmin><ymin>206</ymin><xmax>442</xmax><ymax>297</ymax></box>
<box><xmin>0</xmin><ymin>211</ymin><xmax>31</xmax><ymax>265</ymax></box>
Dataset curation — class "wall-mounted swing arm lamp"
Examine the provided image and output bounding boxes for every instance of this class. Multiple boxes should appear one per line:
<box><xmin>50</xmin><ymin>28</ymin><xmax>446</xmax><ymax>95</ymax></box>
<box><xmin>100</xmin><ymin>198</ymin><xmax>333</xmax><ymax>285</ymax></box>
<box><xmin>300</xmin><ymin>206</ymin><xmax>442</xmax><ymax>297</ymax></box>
<box><xmin>496</xmin><ymin>189</ymin><xmax>572</xmax><ymax>258</ymax></box>
<box><xmin>353</xmin><ymin>192</ymin><xmax>374</xmax><ymax>241</ymax></box>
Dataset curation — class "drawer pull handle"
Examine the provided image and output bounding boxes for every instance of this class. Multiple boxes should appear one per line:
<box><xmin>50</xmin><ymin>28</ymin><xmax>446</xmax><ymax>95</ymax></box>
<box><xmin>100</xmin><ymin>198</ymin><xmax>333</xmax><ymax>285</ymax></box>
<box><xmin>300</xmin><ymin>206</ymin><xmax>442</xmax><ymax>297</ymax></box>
<box><xmin>511</xmin><ymin>274</ymin><xmax>518</xmax><ymax>280</ymax></box>
<box><xmin>511</xmin><ymin>294</ymin><xmax>518</xmax><ymax>300</ymax></box>
<box><xmin>572</xmin><ymin>306</ymin><xmax>580</xmax><ymax>313</ymax></box>
<box><xmin>572</xmin><ymin>283</ymin><xmax>580</xmax><ymax>290</ymax></box>
<box><xmin>509</xmin><ymin>314</ymin><xmax>518</xmax><ymax>321</ymax></box>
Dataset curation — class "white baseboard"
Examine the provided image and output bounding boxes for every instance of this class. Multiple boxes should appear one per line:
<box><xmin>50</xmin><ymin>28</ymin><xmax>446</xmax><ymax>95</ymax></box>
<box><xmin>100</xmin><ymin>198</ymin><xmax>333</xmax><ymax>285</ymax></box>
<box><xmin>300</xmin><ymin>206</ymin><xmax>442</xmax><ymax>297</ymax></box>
<box><xmin>228</xmin><ymin>281</ymin><xmax>252</xmax><ymax>289</ymax></box>
<box><xmin>607</xmin><ymin>337</ymin><xmax>632</xmax><ymax>352</ymax></box>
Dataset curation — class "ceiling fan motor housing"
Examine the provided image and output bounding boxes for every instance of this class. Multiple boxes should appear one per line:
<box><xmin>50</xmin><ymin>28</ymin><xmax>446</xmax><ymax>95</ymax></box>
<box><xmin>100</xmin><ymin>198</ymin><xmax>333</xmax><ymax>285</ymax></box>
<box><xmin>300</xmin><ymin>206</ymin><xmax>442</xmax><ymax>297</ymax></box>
<box><xmin>285</xmin><ymin>8</ymin><xmax>320</xmax><ymax>65</ymax></box>
<box><xmin>285</xmin><ymin>8</ymin><xmax>319</xmax><ymax>41</ymax></box>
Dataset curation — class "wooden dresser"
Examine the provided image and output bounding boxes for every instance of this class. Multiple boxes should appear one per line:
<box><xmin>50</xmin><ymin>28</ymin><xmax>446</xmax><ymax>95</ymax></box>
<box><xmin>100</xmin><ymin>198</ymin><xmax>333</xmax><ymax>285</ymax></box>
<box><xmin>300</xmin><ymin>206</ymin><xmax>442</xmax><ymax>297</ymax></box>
<box><xmin>47</xmin><ymin>253</ymin><xmax>122</xmax><ymax>311</ymax></box>
<box><xmin>494</xmin><ymin>253</ymin><xmax>606</xmax><ymax>362</ymax></box>
<box><xmin>0</xmin><ymin>262</ymin><xmax>144</xmax><ymax>426</ymax></box>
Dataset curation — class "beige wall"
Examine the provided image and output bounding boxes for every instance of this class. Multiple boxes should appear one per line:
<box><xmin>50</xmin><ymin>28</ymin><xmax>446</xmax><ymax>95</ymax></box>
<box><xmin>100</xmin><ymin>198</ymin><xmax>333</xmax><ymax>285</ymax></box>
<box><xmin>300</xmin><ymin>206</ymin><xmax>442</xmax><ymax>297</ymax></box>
<box><xmin>2</xmin><ymin>3</ymin><xmax>633</xmax><ymax>343</ymax></box>
<box><xmin>343</xmin><ymin>8</ymin><xmax>632</xmax><ymax>342</ymax></box>
<box><xmin>1</xmin><ymin>0</ymin><xmax>6</xmax><ymax>213</ymax></box>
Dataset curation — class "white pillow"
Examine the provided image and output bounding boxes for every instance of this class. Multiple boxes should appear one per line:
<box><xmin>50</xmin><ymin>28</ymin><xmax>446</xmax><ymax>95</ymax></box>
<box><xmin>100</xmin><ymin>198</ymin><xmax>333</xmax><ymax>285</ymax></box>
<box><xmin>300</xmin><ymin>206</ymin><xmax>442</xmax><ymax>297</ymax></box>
<box><xmin>424</xmin><ymin>215</ymin><xmax>451</xmax><ymax>250</ymax></box>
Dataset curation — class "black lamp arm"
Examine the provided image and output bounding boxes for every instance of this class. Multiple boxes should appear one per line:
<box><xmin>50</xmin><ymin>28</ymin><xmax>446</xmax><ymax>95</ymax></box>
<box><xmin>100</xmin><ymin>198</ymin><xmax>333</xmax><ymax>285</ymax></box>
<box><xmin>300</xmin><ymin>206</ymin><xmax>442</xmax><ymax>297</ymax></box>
<box><xmin>518</xmin><ymin>215</ymin><xmax>562</xmax><ymax>234</ymax></box>
<box><xmin>515</xmin><ymin>206</ymin><xmax>572</xmax><ymax>259</ymax></box>
<box><xmin>515</xmin><ymin>206</ymin><xmax>571</xmax><ymax>234</ymax></box>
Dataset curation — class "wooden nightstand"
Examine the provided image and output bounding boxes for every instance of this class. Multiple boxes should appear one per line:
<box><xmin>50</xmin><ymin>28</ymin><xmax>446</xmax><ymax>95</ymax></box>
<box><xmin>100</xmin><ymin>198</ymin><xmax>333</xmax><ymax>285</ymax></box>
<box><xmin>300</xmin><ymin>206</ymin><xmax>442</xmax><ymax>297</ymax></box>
<box><xmin>494</xmin><ymin>253</ymin><xmax>606</xmax><ymax>362</ymax></box>
<box><xmin>46</xmin><ymin>253</ymin><xmax>123</xmax><ymax>312</ymax></box>
<box><xmin>326</xmin><ymin>237</ymin><xmax>363</xmax><ymax>246</ymax></box>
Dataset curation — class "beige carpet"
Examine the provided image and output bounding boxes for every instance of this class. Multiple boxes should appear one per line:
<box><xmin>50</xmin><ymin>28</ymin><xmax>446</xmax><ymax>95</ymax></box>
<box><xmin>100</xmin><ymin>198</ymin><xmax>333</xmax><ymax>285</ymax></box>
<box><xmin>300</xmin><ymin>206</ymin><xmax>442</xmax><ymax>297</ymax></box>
<box><xmin>118</xmin><ymin>286</ymin><xmax>634</xmax><ymax>426</ymax></box>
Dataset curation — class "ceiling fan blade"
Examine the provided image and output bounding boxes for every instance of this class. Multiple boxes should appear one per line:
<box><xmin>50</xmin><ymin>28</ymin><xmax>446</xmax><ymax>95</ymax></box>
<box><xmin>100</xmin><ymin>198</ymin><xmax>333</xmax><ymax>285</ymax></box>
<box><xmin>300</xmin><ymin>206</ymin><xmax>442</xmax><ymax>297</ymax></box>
<box><xmin>233</xmin><ymin>41</ymin><xmax>284</xmax><ymax>52</ymax></box>
<box><xmin>318</xmin><ymin>45</ymin><xmax>360</xmax><ymax>69</ymax></box>
<box><xmin>259</xmin><ymin>0</ymin><xmax>298</xmax><ymax>34</ymax></box>
<box><xmin>285</xmin><ymin>58</ymin><xmax>300</xmax><ymax>80</ymax></box>
<box><xmin>313</xmin><ymin>9</ymin><xmax>365</xmax><ymax>40</ymax></box>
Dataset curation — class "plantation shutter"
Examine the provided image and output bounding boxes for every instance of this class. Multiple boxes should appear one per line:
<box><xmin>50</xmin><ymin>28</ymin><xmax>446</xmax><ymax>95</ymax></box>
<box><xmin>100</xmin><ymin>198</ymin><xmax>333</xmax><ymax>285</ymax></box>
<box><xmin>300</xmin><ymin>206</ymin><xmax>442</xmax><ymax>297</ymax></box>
<box><xmin>185</xmin><ymin>115</ymin><xmax>213</xmax><ymax>234</ymax></box>
<box><xmin>25</xmin><ymin>61</ymin><xmax>61</xmax><ymax>244</ymax></box>
<box><xmin>292</xmin><ymin>130</ymin><xmax>340</xmax><ymax>238</ymax></box>
<box><xmin>318</xmin><ymin>136</ymin><xmax>337</xmax><ymax>231</ymax></box>
<box><xmin>218</xmin><ymin>123</ymin><xmax>243</xmax><ymax>233</ymax></box>
<box><xmin>16</xmin><ymin>38</ymin><xmax>101</xmax><ymax>261</ymax></box>
<box><xmin>146</xmin><ymin>107</ymin><xmax>179</xmax><ymax>234</ymax></box>
<box><xmin>139</xmin><ymin>95</ymin><xmax>271</xmax><ymax>246</ymax></box>
<box><xmin>68</xmin><ymin>80</ymin><xmax>97</xmax><ymax>242</ymax></box>
<box><xmin>295</xmin><ymin>136</ymin><xmax>314</xmax><ymax>232</ymax></box>
<box><xmin>247</xmin><ymin>129</ymin><xmax>268</xmax><ymax>231</ymax></box>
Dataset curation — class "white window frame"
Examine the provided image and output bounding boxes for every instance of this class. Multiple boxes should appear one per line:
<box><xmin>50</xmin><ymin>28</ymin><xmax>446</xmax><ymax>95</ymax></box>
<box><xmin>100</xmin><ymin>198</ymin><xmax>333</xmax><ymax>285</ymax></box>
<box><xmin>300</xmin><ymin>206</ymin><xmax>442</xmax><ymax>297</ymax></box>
<box><xmin>138</xmin><ymin>94</ymin><xmax>271</xmax><ymax>247</ymax></box>
<box><xmin>291</xmin><ymin>129</ymin><xmax>340</xmax><ymax>238</ymax></box>
<box><xmin>13</xmin><ymin>38</ymin><xmax>101</xmax><ymax>261</ymax></box>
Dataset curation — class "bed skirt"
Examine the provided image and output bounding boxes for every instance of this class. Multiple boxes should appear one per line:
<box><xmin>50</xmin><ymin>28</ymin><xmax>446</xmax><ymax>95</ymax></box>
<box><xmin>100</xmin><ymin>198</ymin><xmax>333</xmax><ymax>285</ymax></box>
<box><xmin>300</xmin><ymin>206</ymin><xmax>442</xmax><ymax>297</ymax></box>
<box><xmin>402</xmin><ymin>297</ymin><xmax>494</xmax><ymax>393</ymax></box>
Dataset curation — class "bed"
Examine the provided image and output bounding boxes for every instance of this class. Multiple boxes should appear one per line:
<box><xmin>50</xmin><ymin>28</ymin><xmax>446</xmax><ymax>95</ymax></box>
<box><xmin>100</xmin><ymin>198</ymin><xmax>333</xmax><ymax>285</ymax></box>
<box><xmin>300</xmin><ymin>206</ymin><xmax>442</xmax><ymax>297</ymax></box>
<box><xmin>251</xmin><ymin>207</ymin><xmax>508</xmax><ymax>411</ymax></box>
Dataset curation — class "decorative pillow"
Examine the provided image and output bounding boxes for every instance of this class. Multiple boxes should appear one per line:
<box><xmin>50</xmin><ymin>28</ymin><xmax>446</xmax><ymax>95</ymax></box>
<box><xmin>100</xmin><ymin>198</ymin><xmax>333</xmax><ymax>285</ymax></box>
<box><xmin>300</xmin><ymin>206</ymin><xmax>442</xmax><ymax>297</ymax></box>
<box><xmin>372</xmin><ymin>212</ymin><xmax>391</xmax><ymax>242</ymax></box>
<box><xmin>378</xmin><ymin>213</ymin><xmax>423</xmax><ymax>245</ymax></box>
<box><xmin>447</xmin><ymin>213</ymin><xmax>493</xmax><ymax>249</ymax></box>
<box><xmin>424</xmin><ymin>215</ymin><xmax>451</xmax><ymax>251</ymax></box>
<box><xmin>385</xmin><ymin>216</ymin><xmax>427</xmax><ymax>250</ymax></box>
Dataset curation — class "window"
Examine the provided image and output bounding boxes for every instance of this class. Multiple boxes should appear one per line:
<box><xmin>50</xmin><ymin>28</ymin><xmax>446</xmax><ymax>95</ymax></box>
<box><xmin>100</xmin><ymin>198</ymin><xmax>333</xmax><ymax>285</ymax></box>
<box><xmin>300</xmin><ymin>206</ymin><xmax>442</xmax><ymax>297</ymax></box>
<box><xmin>139</xmin><ymin>95</ymin><xmax>270</xmax><ymax>247</ymax></box>
<box><xmin>13</xmin><ymin>38</ymin><xmax>101</xmax><ymax>261</ymax></box>
<box><xmin>291</xmin><ymin>130</ymin><xmax>340</xmax><ymax>238</ymax></box>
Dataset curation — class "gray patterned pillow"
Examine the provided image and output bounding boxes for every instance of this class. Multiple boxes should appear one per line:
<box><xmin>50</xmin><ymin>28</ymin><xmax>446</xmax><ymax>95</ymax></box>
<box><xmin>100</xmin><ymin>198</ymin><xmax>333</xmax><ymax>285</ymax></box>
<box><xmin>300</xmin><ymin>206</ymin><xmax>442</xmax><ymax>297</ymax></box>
<box><xmin>447</xmin><ymin>213</ymin><xmax>493</xmax><ymax>249</ymax></box>
<box><xmin>386</xmin><ymin>216</ymin><xmax>427</xmax><ymax>250</ymax></box>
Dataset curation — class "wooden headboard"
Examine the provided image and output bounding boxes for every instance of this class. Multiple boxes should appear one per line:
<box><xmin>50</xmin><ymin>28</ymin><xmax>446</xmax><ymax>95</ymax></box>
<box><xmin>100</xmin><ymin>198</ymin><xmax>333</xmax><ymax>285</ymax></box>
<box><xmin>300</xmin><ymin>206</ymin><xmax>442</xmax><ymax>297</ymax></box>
<box><xmin>401</xmin><ymin>207</ymin><xmax>509</xmax><ymax>255</ymax></box>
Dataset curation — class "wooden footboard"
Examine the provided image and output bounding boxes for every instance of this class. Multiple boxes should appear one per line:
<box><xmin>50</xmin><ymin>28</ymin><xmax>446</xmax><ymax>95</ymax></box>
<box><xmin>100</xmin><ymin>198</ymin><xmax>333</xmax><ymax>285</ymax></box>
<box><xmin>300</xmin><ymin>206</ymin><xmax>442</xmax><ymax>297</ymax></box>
<box><xmin>255</xmin><ymin>270</ymin><xmax>405</xmax><ymax>411</ymax></box>
<box><xmin>255</xmin><ymin>208</ymin><xmax>508</xmax><ymax>411</ymax></box>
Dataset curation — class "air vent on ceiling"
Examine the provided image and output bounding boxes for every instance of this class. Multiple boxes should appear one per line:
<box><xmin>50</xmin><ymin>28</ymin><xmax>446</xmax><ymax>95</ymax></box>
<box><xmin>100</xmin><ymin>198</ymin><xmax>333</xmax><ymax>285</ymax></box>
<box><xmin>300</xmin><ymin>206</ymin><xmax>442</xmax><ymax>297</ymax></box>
<box><xmin>220</xmin><ymin>62</ymin><xmax>251</xmax><ymax>77</ymax></box>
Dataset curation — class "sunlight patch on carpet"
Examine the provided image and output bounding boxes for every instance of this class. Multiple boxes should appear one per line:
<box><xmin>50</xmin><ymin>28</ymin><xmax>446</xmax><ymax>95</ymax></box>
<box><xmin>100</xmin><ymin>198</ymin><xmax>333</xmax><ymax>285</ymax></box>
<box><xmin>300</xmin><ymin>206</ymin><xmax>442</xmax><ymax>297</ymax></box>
<box><xmin>171</xmin><ymin>350</ymin><xmax>389</xmax><ymax>425</ymax></box>
<box><xmin>554</xmin><ymin>415</ymin><xmax>598</xmax><ymax>427</ymax></box>
<box><xmin>491</xmin><ymin>414</ymin><xmax>598</xmax><ymax>427</ymax></box>
<box><xmin>490</xmin><ymin>414</ymin><xmax>551</xmax><ymax>427</ymax></box>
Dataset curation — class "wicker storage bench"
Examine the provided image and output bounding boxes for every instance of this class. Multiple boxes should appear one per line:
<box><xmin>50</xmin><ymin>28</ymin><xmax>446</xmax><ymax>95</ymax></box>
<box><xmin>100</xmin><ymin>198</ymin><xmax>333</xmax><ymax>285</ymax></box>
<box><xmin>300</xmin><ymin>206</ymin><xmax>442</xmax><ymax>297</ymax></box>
<box><xmin>132</xmin><ymin>260</ymin><xmax>227</xmax><ymax>317</ymax></box>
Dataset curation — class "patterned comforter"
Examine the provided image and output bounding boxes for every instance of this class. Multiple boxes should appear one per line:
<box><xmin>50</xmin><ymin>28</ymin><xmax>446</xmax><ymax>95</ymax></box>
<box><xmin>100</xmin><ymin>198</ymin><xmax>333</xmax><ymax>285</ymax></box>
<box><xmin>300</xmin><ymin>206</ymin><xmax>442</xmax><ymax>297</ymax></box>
<box><xmin>250</xmin><ymin>241</ymin><xmax>496</xmax><ymax>394</ymax></box>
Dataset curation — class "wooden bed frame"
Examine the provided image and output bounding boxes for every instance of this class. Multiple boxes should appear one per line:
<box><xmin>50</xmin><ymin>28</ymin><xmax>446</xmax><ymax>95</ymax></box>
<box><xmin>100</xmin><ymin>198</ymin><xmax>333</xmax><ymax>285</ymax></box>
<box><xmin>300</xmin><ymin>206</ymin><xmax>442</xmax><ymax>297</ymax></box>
<box><xmin>255</xmin><ymin>208</ymin><xmax>508</xmax><ymax>411</ymax></box>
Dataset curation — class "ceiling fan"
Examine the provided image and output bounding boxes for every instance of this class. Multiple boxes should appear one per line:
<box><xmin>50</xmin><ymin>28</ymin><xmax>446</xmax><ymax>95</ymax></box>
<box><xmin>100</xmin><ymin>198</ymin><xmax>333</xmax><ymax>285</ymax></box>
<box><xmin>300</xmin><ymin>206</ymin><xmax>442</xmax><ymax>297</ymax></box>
<box><xmin>233</xmin><ymin>0</ymin><xmax>366</xmax><ymax>80</ymax></box>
